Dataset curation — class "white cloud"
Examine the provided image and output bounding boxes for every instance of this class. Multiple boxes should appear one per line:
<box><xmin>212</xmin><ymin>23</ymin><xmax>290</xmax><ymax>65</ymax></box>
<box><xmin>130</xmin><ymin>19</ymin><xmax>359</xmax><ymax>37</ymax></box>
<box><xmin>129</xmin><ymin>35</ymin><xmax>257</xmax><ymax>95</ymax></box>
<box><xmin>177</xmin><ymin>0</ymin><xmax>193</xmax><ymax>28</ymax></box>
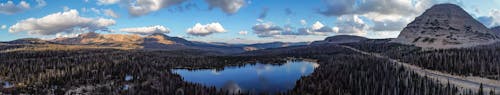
<box><xmin>357</xmin><ymin>0</ymin><xmax>420</xmax><ymax>16</ymax></box>
<box><xmin>478</xmin><ymin>9</ymin><xmax>500</xmax><ymax>27</ymax></box>
<box><xmin>0</xmin><ymin>1</ymin><xmax>30</xmax><ymax>15</ymax></box>
<box><xmin>9</xmin><ymin>9</ymin><xmax>116</xmax><ymax>35</ymax></box>
<box><xmin>252</xmin><ymin>22</ymin><xmax>283</xmax><ymax>37</ymax></box>
<box><xmin>252</xmin><ymin>21</ymin><xmax>337</xmax><ymax>38</ymax></box>
<box><xmin>319</xmin><ymin>0</ymin><xmax>432</xmax><ymax>17</ymax></box>
<box><xmin>103</xmin><ymin>9</ymin><xmax>120</xmax><ymax>18</ymax></box>
<box><xmin>205</xmin><ymin>0</ymin><xmax>245</xmax><ymax>14</ymax></box>
<box><xmin>187</xmin><ymin>22</ymin><xmax>226</xmax><ymax>36</ymax></box>
<box><xmin>318</xmin><ymin>0</ymin><xmax>443</xmax><ymax>37</ymax></box>
<box><xmin>120</xmin><ymin>25</ymin><xmax>170</xmax><ymax>35</ymax></box>
<box><xmin>300</xmin><ymin>19</ymin><xmax>307</xmax><ymax>26</ymax></box>
<box><xmin>318</xmin><ymin>0</ymin><xmax>356</xmax><ymax>16</ymax></box>
<box><xmin>311</xmin><ymin>21</ymin><xmax>325</xmax><ymax>31</ymax></box>
<box><xmin>56</xmin><ymin>32</ymin><xmax>80</xmax><ymax>38</ymax></box>
<box><xmin>36</xmin><ymin>0</ymin><xmax>47</xmax><ymax>8</ymax></box>
<box><xmin>297</xmin><ymin>21</ymin><xmax>336</xmax><ymax>35</ymax></box>
<box><xmin>1</xmin><ymin>25</ymin><xmax>6</xmax><ymax>29</ymax></box>
<box><xmin>84</xmin><ymin>8</ymin><xmax>120</xmax><ymax>18</ymax></box>
<box><xmin>128</xmin><ymin>0</ymin><xmax>188</xmax><ymax>16</ymax></box>
<box><xmin>364</xmin><ymin>12</ymin><xmax>410</xmax><ymax>31</ymax></box>
<box><xmin>63</xmin><ymin>6</ymin><xmax>70</xmax><ymax>11</ymax></box>
<box><xmin>124</xmin><ymin>0</ymin><xmax>245</xmax><ymax>16</ymax></box>
<box><xmin>90</xmin><ymin>7</ymin><xmax>100</xmax><ymax>14</ymax></box>
<box><xmin>98</xmin><ymin>0</ymin><xmax>120</xmax><ymax>5</ymax></box>
<box><xmin>238</xmin><ymin>30</ymin><xmax>248</xmax><ymax>35</ymax></box>
<box><xmin>333</xmin><ymin>15</ymin><xmax>369</xmax><ymax>36</ymax></box>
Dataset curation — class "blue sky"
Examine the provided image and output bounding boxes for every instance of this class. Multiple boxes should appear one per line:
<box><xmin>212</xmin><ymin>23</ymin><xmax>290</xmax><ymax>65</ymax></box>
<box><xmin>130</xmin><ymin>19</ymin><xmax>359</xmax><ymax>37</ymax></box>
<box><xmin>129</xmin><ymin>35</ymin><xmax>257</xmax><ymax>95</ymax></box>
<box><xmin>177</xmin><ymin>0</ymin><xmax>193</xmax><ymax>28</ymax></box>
<box><xmin>1</xmin><ymin>0</ymin><xmax>500</xmax><ymax>44</ymax></box>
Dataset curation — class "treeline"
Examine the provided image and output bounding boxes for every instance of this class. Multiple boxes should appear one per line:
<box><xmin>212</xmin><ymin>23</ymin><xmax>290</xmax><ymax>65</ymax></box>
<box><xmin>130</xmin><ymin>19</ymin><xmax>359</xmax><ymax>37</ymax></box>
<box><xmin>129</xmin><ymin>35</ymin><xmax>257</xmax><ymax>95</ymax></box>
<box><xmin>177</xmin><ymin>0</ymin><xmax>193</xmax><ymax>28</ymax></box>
<box><xmin>398</xmin><ymin>48</ymin><xmax>500</xmax><ymax>80</ymax></box>
<box><xmin>288</xmin><ymin>54</ymin><xmax>461</xmax><ymax>95</ymax></box>
<box><xmin>242</xmin><ymin>43</ymin><xmax>468</xmax><ymax>95</ymax></box>
<box><xmin>0</xmin><ymin>47</ymin><xmax>293</xmax><ymax>94</ymax></box>
<box><xmin>344</xmin><ymin>41</ymin><xmax>500</xmax><ymax>80</ymax></box>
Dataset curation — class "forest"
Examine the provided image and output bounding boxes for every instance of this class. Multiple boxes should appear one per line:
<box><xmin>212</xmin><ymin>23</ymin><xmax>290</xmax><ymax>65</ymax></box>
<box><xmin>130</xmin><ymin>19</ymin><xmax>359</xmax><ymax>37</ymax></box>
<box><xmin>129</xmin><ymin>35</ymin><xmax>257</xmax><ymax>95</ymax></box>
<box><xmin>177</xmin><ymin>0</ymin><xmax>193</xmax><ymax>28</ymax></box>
<box><xmin>1</xmin><ymin>43</ymin><xmax>492</xmax><ymax>95</ymax></box>
<box><xmin>344</xmin><ymin>40</ymin><xmax>500</xmax><ymax>80</ymax></box>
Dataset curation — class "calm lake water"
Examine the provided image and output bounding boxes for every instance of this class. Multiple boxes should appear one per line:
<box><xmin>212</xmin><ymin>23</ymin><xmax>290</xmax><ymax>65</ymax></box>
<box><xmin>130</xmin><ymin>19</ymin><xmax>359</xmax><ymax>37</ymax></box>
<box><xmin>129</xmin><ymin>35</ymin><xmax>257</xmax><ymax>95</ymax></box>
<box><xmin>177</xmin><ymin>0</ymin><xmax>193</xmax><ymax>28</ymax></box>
<box><xmin>172</xmin><ymin>61</ymin><xmax>319</xmax><ymax>94</ymax></box>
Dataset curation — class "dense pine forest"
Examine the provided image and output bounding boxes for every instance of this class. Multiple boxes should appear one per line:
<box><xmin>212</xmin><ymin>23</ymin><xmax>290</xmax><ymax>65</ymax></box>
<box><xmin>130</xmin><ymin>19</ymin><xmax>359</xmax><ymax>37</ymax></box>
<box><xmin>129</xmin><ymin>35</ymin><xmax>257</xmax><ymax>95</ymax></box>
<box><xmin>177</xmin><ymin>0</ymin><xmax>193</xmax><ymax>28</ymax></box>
<box><xmin>0</xmin><ymin>46</ymin><xmax>287</xmax><ymax>94</ymax></box>
<box><xmin>1</xmin><ymin>43</ymin><xmax>489</xmax><ymax>95</ymax></box>
<box><xmin>345</xmin><ymin>40</ymin><xmax>500</xmax><ymax>80</ymax></box>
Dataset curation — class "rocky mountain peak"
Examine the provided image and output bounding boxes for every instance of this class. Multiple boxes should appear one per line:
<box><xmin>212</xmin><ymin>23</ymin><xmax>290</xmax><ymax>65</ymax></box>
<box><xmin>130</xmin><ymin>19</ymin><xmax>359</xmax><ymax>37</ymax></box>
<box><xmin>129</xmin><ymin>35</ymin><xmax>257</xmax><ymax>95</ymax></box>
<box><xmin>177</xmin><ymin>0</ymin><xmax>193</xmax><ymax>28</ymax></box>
<box><xmin>392</xmin><ymin>3</ymin><xmax>499</xmax><ymax>49</ymax></box>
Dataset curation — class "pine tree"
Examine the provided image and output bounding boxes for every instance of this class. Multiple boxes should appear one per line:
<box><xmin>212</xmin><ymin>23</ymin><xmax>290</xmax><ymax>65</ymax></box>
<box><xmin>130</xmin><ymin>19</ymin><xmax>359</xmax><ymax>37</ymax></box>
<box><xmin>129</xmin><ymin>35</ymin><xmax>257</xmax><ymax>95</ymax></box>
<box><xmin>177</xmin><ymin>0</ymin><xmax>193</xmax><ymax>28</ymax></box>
<box><xmin>490</xmin><ymin>88</ymin><xmax>495</xmax><ymax>95</ymax></box>
<box><xmin>479</xmin><ymin>83</ymin><xmax>484</xmax><ymax>95</ymax></box>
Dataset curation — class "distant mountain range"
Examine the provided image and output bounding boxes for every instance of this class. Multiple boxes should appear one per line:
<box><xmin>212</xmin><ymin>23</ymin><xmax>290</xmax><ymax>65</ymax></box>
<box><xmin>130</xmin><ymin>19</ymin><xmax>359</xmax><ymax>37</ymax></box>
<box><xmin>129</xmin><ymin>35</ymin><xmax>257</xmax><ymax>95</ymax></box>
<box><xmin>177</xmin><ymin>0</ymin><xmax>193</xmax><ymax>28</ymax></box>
<box><xmin>5</xmin><ymin>38</ymin><xmax>54</xmax><ymax>44</ymax></box>
<box><xmin>2</xmin><ymin>32</ymin><xmax>309</xmax><ymax>54</ymax></box>
<box><xmin>311</xmin><ymin>35</ymin><xmax>368</xmax><ymax>45</ymax></box>
<box><xmin>392</xmin><ymin>4</ymin><xmax>500</xmax><ymax>49</ymax></box>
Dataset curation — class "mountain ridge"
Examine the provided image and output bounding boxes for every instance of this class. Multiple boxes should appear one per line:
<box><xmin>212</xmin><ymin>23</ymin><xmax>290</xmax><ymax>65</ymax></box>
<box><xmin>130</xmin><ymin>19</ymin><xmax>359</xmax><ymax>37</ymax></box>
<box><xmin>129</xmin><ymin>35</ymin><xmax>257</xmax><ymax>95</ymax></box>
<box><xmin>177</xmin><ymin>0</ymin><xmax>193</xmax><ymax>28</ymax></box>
<box><xmin>311</xmin><ymin>35</ymin><xmax>368</xmax><ymax>45</ymax></box>
<box><xmin>2</xmin><ymin>32</ymin><xmax>310</xmax><ymax>54</ymax></box>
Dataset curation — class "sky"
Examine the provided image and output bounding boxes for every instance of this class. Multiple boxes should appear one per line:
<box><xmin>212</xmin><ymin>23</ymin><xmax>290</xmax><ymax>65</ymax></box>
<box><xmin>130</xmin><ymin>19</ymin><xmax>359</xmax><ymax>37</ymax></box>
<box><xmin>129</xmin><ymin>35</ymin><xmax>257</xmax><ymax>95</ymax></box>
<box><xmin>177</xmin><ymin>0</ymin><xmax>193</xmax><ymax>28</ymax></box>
<box><xmin>1</xmin><ymin>0</ymin><xmax>500</xmax><ymax>44</ymax></box>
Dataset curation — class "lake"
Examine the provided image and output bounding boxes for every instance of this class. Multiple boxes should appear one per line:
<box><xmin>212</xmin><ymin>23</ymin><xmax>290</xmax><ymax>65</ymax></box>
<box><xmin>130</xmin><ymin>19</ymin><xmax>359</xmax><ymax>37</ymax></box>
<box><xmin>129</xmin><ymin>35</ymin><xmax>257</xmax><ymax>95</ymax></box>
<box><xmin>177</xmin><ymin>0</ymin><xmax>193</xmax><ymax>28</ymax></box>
<box><xmin>172</xmin><ymin>60</ymin><xmax>319</xmax><ymax>94</ymax></box>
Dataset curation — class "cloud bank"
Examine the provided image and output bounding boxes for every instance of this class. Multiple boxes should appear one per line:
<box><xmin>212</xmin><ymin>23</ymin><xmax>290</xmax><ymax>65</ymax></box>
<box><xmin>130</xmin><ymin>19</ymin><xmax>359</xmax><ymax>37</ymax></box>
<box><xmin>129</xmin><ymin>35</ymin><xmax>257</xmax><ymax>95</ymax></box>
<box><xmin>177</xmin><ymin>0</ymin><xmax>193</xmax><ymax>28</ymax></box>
<box><xmin>9</xmin><ymin>9</ymin><xmax>116</xmax><ymax>35</ymax></box>
<box><xmin>187</xmin><ymin>22</ymin><xmax>226</xmax><ymax>36</ymax></box>
<box><xmin>103</xmin><ymin>9</ymin><xmax>120</xmax><ymax>18</ymax></box>
<box><xmin>120</xmin><ymin>25</ymin><xmax>170</xmax><ymax>35</ymax></box>
<box><xmin>205</xmin><ymin>0</ymin><xmax>245</xmax><ymax>14</ymax></box>
<box><xmin>252</xmin><ymin>21</ymin><xmax>337</xmax><ymax>38</ymax></box>
<box><xmin>316</xmin><ymin>0</ymin><xmax>439</xmax><ymax>35</ymax></box>
<box><xmin>333</xmin><ymin>15</ymin><xmax>369</xmax><ymax>36</ymax></box>
<box><xmin>1</xmin><ymin>25</ymin><xmax>6</xmax><ymax>30</ymax></box>
<box><xmin>0</xmin><ymin>1</ymin><xmax>30</xmax><ymax>15</ymax></box>
<box><xmin>128</xmin><ymin>0</ymin><xmax>188</xmax><ymax>16</ymax></box>
<box><xmin>125</xmin><ymin>0</ymin><xmax>245</xmax><ymax>16</ymax></box>
<box><xmin>98</xmin><ymin>0</ymin><xmax>121</xmax><ymax>5</ymax></box>
<box><xmin>478</xmin><ymin>9</ymin><xmax>500</xmax><ymax>28</ymax></box>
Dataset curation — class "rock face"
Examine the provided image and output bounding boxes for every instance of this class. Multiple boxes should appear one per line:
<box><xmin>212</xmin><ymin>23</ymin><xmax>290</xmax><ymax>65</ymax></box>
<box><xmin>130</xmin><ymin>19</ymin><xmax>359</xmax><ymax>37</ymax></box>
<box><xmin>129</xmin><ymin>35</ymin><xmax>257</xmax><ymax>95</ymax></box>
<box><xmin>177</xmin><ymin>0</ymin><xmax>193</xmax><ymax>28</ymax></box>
<box><xmin>312</xmin><ymin>35</ymin><xmax>368</xmax><ymax>45</ymax></box>
<box><xmin>491</xmin><ymin>26</ymin><xmax>500</xmax><ymax>36</ymax></box>
<box><xmin>392</xmin><ymin>4</ymin><xmax>499</xmax><ymax>49</ymax></box>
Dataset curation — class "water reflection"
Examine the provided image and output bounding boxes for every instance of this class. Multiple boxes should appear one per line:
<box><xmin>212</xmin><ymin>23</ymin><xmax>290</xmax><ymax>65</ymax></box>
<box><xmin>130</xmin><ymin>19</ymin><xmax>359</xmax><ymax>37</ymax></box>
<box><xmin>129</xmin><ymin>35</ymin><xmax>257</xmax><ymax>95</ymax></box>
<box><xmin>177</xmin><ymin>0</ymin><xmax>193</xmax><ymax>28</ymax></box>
<box><xmin>2</xmin><ymin>81</ymin><xmax>12</xmax><ymax>88</ymax></box>
<box><xmin>172</xmin><ymin>61</ymin><xmax>318</xmax><ymax>94</ymax></box>
<box><xmin>125</xmin><ymin>75</ymin><xmax>133</xmax><ymax>81</ymax></box>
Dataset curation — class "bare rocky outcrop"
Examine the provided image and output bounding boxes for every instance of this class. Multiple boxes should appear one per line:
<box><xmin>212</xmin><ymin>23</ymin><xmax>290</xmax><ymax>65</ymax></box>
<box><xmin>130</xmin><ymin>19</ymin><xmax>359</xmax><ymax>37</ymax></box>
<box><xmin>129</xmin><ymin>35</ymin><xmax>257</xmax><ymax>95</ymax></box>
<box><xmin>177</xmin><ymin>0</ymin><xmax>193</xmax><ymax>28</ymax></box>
<box><xmin>392</xmin><ymin>4</ymin><xmax>499</xmax><ymax>49</ymax></box>
<box><xmin>490</xmin><ymin>26</ymin><xmax>500</xmax><ymax>36</ymax></box>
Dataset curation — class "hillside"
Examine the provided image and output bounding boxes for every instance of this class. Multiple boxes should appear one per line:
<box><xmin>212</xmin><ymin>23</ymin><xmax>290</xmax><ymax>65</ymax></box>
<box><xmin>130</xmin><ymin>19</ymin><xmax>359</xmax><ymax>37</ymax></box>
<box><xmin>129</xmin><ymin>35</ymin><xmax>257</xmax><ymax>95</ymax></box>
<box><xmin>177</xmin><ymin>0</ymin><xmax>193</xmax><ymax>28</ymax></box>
<box><xmin>311</xmin><ymin>35</ymin><xmax>368</xmax><ymax>45</ymax></box>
